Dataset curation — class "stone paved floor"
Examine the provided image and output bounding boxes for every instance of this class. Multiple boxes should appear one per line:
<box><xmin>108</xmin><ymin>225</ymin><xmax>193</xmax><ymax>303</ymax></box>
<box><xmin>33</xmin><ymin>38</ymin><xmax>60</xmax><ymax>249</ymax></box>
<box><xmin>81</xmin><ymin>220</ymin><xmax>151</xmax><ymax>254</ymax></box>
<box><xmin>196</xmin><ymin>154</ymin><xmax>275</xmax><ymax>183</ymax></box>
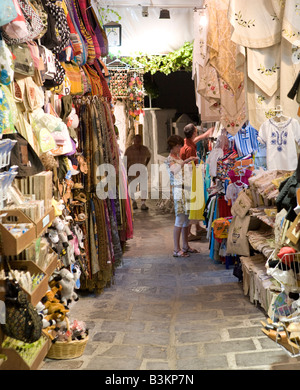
<box><xmin>41</xmin><ymin>200</ymin><xmax>300</xmax><ymax>371</ymax></box>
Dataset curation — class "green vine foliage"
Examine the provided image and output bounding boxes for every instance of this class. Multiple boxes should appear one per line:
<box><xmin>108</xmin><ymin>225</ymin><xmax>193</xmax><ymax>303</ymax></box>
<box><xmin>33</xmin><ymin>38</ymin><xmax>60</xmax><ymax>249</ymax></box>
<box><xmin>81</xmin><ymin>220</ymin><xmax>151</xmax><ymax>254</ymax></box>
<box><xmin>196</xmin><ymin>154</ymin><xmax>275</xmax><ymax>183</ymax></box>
<box><xmin>98</xmin><ymin>7</ymin><xmax>122</xmax><ymax>25</ymax></box>
<box><xmin>119</xmin><ymin>41</ymin><xmax>194</xmax><ymax>75</ymax></box>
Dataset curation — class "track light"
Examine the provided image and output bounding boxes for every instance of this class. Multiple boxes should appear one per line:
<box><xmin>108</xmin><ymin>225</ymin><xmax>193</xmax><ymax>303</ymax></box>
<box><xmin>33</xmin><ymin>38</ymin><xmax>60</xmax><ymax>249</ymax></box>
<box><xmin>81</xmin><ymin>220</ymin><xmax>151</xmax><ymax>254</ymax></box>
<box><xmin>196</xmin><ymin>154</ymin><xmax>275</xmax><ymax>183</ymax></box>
<box><xmin>159</xmin><ymin>9</ymin><xmax>170</xmax><ymax>19</ymax></box>
<box><xmin>142</xmin><ymin>6</ymin><xmax>148</xmax><ymax>17</ymax></box>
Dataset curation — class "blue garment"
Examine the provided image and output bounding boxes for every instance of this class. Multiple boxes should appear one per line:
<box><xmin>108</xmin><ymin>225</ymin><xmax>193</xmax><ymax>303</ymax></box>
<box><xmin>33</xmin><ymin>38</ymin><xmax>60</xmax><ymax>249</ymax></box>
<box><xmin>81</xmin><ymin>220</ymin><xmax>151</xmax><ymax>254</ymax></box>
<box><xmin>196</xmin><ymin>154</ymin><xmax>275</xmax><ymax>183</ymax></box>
<box><xmin>227</xmin><ymin>123</ymin><xmax>259</xmax><ymax>157</ymax></box>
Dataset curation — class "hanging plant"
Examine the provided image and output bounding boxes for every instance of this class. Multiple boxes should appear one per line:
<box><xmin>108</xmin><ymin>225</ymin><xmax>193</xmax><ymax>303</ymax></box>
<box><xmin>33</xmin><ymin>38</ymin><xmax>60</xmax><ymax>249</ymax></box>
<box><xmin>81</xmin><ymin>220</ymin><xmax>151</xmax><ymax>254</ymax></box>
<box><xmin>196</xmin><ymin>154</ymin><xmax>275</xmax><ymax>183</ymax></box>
<box><xmin>120</xmin><ymin>41</ymin><xmax>194</xmax><ymax>76</ymax></box>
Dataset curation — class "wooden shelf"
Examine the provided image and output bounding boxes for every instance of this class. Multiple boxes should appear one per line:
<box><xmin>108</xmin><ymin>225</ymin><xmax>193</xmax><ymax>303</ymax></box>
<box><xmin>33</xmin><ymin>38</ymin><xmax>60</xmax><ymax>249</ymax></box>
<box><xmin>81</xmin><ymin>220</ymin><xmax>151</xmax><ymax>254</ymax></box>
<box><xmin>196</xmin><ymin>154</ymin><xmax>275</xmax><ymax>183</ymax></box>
<box><xmin>0</xmin><ymin>334</ymin><xmax>50</xmax><ymax>370</ymax></box>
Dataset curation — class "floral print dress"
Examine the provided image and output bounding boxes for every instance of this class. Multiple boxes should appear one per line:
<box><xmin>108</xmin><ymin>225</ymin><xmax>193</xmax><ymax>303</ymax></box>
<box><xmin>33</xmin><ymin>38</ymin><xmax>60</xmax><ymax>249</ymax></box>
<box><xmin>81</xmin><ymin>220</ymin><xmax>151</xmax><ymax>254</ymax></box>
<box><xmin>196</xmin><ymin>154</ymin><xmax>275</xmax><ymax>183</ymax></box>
<box><xmin>165</xmin><ymin>155</ymin><xmax>189</xmax><ymax>216</ymax></box>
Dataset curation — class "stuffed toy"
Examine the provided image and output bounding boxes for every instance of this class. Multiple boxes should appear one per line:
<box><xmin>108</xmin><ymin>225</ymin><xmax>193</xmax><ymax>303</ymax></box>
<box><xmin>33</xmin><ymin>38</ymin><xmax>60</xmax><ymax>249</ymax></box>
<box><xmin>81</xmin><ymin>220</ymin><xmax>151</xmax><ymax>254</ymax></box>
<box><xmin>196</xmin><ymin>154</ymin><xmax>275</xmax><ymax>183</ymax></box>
<box><xmin>46</xmin><ymin>217</ymin><xmax>75</xmax><ymax>266</ymax></box>
<box><xmin>52</xmin><ymin>216</ymin><xmax>73</xmax><ymax>246</ymax></box>
<box><xmin>36</xmin><ymin>299</ymin><xmax>69</xmax><ymax>341</ymax></box>
<box><xmin>42</xmin><ymin>286</ymin><xmax>61</xmax><ymax>306</ymax></box>
<box><xmin>45</xmin><ymin>228</ymin><xmax>67</xmax><ymax>255</ymax></box>
<box><xmin>56</xmin><ymin>267</ymin><xmax>79</xmax><ymax>306</ymax></box>
<box><xmin>71</xmin><ymin>263</ymin><xmax>81</xmax><ymax>289</ymax></box>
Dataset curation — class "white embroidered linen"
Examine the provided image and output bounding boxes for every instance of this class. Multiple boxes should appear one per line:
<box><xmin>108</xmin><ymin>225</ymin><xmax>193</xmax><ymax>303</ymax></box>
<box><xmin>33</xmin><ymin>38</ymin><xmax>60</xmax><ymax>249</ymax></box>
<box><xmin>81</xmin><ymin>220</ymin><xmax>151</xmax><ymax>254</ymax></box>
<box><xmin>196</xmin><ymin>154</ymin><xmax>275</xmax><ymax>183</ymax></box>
<box><xmin>258</xmin><ymin>117</ymin><xmax>300</xmax><ymax>170</ymax></box>
<box><xmin>228</xmin><ymin>0</ymin><xmax>282</xmax><ymax>48</ymax></box>
<box><xmin>247</xmin><ymin>43</ymin><xmax>281</xmax><ymax>97</ymax></box>
<box><xmin>282</xmin><ymin>0</ymin><xmax>300</xmax><ymax>44</ymax></box>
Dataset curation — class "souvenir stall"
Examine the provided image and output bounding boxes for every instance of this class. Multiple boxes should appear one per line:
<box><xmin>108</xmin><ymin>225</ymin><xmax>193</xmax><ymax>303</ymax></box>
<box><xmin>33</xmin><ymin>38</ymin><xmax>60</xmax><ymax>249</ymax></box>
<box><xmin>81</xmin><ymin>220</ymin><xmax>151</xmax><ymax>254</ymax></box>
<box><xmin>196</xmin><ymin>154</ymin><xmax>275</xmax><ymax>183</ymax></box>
<box><xmin>0</xmin><ymin>0</ymin><xmax>133</xmax><ymax>369</ymax></box>
<box><xmin>194</xmin><ymin>0</ymin><xmax>300</xmax><ymax>356</ymax></box>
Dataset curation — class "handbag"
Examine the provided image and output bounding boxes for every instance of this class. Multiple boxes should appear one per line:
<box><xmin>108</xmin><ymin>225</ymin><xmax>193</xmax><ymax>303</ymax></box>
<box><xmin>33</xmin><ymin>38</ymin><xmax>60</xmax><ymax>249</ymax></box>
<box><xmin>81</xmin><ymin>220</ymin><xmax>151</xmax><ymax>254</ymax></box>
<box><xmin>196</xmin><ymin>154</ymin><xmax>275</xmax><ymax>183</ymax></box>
<box><xmin>10</xmin><ymin>43</ymin><xmax>35</xmax><ymax>78</ymax></box>
<box><xmin>2</xmin><ymin>0</ymin><xmax>44</xmax><ymax>43</ymax></box>
<box><xmin>226</xmin><ymin>215</ymin><xmax>251</xmax><ymax>257</ymax></box>
<box><xmin>61</xmin><ymin>61</ymin><xmax>83</xmax><ymax>95</ymax></box>
<box><xmin>212</xmin><ymin>217</ymin><xmax>231</xmax><ymax>239</ymax></box>
<box><xmin>40</xmin><ymin>0</ymin><xmax>70</xmax><ymax>55</ymax></box>
<box><xmin>2</xmin><ymin>277</ymin><xmax>42</xmax><ymax>343</ymax></box>
<box><xmin>231</xmin><ymin>189</ymin><xmax>253</xmax><ymax>218</ymax></box>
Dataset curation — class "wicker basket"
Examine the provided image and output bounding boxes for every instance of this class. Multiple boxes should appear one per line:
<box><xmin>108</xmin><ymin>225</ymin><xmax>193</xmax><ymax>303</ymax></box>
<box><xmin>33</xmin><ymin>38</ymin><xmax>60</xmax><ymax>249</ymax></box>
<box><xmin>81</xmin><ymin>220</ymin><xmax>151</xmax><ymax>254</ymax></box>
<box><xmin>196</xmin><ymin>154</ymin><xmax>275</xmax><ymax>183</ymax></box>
<box><xmin>46</xmin><ymin>317</ymin><xmax>88</xmax><ymax>360</ymax></box>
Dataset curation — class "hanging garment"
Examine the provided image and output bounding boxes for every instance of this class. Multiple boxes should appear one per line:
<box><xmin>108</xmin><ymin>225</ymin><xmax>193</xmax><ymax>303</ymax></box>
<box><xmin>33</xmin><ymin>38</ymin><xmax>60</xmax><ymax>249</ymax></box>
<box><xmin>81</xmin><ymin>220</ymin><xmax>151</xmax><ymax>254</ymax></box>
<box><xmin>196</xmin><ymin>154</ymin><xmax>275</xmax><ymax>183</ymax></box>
<box><xmin>189</xmin><ymin>161</ymin><xmax>205</xmax><ymax>221</ymax></box>
<box><xmin>206</xmin><ymin>147</ymin><xmax>224</xmax><ymax>178</ymax></box>
<box><xmin>40</xmin><ymin>0</ymin><xmax>70</xmax><ymax>55</ymax></box>
<box><xmin>192</xmin><ymin>7</ymin><xmax>208</xmax><ymax>75</ymax></box>
<box><xmin>207</xmin><ymin>0</ymin><xmax>244</xmax><ymax>93</ymax></box>
<box><xmin>76</xmin><ymin>0</ymin><xmax>101</xmax><ymax>58</ymax></box>
<box><xmin>227</xmin><ymin>124</ymin><xmax>259</xmax><ymax>157</ymax></box>
<box><xmin>197</xmin><ymin>59</ymin><xmax>221</xmax><ymax>113</ymax></box>
<box><xmin>246</xmin><ymin>76</ymin><xmax>281</xmax><ymax>131</ymax></box>
<box><xmin>282</xmin><ymin>0</ymin><xmax>300</xmax><ymax>45</ymax></box>
<box><xmin>228</xmin><ymin>0</ymin><xmax>282</xmax><ymax>48</ymax></box>
<box><xmin>219</xmin><ymin>77</ymin><xmax>247</xmax><ymax>135</ymax></box>
<box><xmin>73</xmin><ymin>0</ymin><xmax>95</xmax><ymax>64</ymax></box>
<box><xmin>225</xmin><ymin>181</ymin><xmax>248</xmax><ymax>205</ymax></box>
<box><xmin>247</xmin><ymin>43</ymin><xmax>281</xmax><ymax>97</ymax></box>
<box><xmin>258</xmin><ymin>117</ymin><xmax>300</xmax><ymax>170</ymax></box>
<box><xmin>200</xmin><ymin>0</ymin><xmax>247</xmax><ymax>135</ymax></box>
<box><xmin>65</xmin><ymin>0</ymin><xmax>88</xmax><ymax>66</ymax></box>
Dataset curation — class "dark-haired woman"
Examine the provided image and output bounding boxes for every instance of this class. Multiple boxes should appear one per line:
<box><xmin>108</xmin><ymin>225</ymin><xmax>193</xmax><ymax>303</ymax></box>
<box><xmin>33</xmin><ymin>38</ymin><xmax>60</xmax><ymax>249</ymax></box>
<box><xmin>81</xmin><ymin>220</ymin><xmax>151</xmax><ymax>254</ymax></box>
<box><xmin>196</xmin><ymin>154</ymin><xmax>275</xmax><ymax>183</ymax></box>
<box><xmin>165</xmin><ymin>135</ymin><xmax>199</xmax><ymax>258</ymax></box>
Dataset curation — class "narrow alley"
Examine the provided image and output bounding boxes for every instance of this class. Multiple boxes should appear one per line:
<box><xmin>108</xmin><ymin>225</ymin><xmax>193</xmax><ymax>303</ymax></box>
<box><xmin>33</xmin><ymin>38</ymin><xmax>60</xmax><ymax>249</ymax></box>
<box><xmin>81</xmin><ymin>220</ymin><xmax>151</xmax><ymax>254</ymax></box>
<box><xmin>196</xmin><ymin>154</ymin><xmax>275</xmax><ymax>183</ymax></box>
<box><xmin>42</xmin><ymin>201</ymin><xmax>300</xmax><ymax>371</ymax></box>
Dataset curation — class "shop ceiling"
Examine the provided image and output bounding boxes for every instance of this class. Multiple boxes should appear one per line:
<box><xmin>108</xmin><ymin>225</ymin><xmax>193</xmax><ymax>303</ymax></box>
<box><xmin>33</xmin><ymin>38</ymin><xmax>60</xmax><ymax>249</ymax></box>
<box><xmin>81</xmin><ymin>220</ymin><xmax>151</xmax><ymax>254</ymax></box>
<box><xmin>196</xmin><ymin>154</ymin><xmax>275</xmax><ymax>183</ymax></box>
<box><xmin>97</xmin><ymin>0</ymin><xmax>204</xmax><ymax>8</ymax></box>
<box><xmin>95</xmin><ymin>0</ymin><xmax>204</xmax><ymax>55</ymax></box>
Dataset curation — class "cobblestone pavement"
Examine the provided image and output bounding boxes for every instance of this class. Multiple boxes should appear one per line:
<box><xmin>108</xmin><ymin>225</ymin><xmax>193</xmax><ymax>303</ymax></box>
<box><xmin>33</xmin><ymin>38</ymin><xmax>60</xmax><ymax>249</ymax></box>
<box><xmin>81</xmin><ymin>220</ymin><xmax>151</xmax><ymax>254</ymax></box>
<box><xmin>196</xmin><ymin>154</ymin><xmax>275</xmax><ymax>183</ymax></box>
<box><xmin>41</xmin><ymin>201</ymin><xmax>300</xmax><ymax>371</ymax></box>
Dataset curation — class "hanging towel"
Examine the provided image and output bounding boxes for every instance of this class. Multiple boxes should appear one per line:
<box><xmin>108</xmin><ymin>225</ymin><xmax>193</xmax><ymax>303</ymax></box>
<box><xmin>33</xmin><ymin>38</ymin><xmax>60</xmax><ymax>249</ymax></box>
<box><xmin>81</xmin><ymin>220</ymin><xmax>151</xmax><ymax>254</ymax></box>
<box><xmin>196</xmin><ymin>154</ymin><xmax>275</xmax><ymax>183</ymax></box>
<box><xmin>189</xmin><ymin>161</ymin><xmax>205</xmax><ymax>221</ymax></box>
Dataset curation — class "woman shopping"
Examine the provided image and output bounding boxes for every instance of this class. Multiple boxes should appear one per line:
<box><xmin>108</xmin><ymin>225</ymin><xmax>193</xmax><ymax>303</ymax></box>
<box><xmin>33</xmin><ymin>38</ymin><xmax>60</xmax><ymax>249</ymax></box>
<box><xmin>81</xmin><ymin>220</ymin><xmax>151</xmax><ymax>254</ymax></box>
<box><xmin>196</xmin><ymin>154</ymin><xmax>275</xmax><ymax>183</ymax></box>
<box><xmin>165</xmin><ymin>135</ymin><xmax>199</xmax><ymax>258</ymax></box>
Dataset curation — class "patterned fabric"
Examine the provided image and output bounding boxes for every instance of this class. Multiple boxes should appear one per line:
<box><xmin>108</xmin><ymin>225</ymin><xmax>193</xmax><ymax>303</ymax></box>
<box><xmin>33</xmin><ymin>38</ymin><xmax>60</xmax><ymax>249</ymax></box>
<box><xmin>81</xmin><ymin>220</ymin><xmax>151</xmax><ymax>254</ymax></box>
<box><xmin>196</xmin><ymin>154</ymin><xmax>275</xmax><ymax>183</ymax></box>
<box><xmin>247</xmin><ymin>43</ymin><xmax>281</xmax><ymax>97</ymax></box>
<box><xmin>197</xmin><ymin>0</ymin><xmax>246</xmax><ymax>135</ymax></box>
<box><xmin>281</xmin><ymin>0</ymin><xmax>300</xmax><ymax>44</ymax></box>
<box><xmin>2</xmin><ymin>0</ymin><xmax>45</xmax><ymax>43</ymax></box>
<box><xmin>228</xmin><ymin>0</ymin><xmax>282</xmax><ymax>48</ymax></box>
<box><xmin>65</xmin><ymin>0</ymin><xmax>87</xmax><ymax>66</ymax></box>
<box><xmin>73</xmin><ymin>0</ymin><xmax>95</xmax><ymax>64</ymax></box>
<box><xmin>207</xmin><ymin>0</ymin><xmax>244</xmax><ymax>94</ymax></box>
<box><xmin>0</xmin><ymin>38</ymin><xmax>14</xmax><ymax>85</ymax></box>
<box><xmin>227</xmin><ymin>123</ymin><xmax>259</xmax><ymax>157</ymax></box>
<box><xmin>82</xmin><ymin>64</ymin><xmax>102</xmax><ymax>96</ymax></box>
<box><xmin>73</xmin><ymin>95</ymin><xmax>131</xmax><ymax>292</ymax></box>
<box><xmin>42</xmin><ymin>0</ymin><xmax>70</xmax><ymax>55</ymax></box>
<box><xmin>165</xmin><ymin>155</ymin><xmax>189</xmax><ymax>216</ymax></box>
<box><xmin>77</xmin><ymin>0</ymin><xmax>100</xmax><ymax>58</ymax></box>
<box><xmin>0</xmin><ymin>84</ymin><xmax>17</xmax><ymax>135</ymax></box>
<box><xmin>61</xmin><ymin>61</ymin><xmax>83</xmax><ymax>95</ymax></box>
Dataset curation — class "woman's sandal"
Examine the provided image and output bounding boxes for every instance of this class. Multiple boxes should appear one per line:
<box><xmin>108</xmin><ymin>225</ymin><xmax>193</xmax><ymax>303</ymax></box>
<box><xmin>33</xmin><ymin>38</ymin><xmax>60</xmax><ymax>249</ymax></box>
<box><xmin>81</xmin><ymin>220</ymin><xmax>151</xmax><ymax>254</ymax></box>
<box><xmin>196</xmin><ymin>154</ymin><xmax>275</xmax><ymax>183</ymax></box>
<box><xmin>182</xmin><ymin>247</ymin><xmax>200</xmax><ymax>254</ymax></box>
<box><xmin>173</xmin><ymin>250</ymin><xmax>190</xmax><ymax>258</ymax></box>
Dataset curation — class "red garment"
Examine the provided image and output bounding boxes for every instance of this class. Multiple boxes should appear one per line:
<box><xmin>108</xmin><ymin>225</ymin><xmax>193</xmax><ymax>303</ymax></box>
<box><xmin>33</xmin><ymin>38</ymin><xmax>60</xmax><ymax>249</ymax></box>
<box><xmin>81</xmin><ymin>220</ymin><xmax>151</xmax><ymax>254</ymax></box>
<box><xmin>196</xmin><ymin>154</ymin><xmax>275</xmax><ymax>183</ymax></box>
<box><xmin>218</xmin><ymin>195</ymin><xmax>232</xmax><ymax>218</ymax></box>
<box><xmin>180</xmin><ymin>138</ymin><xmax>197</xmax><ymax>160</ymax></box>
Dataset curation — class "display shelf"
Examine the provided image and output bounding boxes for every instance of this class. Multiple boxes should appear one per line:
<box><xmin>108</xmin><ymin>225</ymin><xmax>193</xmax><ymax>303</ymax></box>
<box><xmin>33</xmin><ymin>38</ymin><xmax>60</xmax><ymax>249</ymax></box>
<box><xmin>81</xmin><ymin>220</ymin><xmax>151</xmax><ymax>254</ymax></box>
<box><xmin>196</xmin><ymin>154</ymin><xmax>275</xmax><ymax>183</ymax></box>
<box><xmin>35</xmin><ymin>207</ymin><xmax>55</xmax><ymax>237</ymax></box>
<box><xmin>0</xmin><ymin>334</ymin><xmax>50</xmax><ymax>370</ymax></box>
<box><xmin>9</xmin><ymin>260</ymin><xmax>49</xmax><ymax>307</ymax></box>
<box><xmin>0</xmin><ymin>210</ymin><xmax>36</xmax><ymax>256</ymax></box>
<box><xmin>0</xmin><ymin>207</ymin><xmax>55</xmax><ymax>256</ymax></box>
<box><xmin>41</xmin><ymin>251</ymin><xmax>58</xmax><ymax>276</ymax></box>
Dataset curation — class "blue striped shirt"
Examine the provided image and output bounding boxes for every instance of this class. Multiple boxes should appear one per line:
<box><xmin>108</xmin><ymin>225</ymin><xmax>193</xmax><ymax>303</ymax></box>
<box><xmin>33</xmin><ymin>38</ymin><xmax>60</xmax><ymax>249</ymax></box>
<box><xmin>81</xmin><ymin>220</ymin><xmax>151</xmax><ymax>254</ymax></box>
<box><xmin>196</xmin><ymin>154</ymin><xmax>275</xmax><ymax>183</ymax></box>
<box><xmin>227</xmin><ymin>124</ymin><xmax>259</xmax><ymax>157</ymax></box>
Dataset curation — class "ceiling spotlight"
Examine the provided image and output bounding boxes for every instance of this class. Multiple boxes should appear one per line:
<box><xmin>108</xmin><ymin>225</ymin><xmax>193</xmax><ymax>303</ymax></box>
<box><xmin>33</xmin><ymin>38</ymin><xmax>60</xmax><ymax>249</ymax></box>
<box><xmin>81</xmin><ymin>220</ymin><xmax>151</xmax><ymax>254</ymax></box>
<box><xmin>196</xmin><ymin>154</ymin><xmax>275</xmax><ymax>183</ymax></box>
<box><xmin>142</xmin><ymin>6</ymin><xmax>148</xmax><ymax>17</ymax></box>
<box><xmin>159</xmin><ymin>9</ymin><xmax>170</xmax><ymax>19</ymax></box>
